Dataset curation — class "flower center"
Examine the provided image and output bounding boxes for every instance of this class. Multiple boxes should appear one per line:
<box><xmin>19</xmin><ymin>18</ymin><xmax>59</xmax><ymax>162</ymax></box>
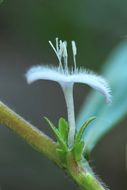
<box><xmin>49</xmin><ymin>38</ymin><xmax>77</xmax><ymax>74</ymax></box>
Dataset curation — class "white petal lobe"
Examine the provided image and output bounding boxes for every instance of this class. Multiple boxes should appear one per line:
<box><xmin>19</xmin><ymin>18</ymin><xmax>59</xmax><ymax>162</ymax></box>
<box><xmin>26</xmin><ymin>65</ymin><xmax>111</xmax><ymax>103</ymax></box>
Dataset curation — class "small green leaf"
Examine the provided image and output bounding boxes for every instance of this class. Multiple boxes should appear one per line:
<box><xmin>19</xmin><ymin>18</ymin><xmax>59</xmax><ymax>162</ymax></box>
<box><xmin>58</xmin><ymin>117</ymin><xmax>69</xmax><ymax>143</ymax></box>
<box><xmin>75</xmin><ymin>116</ymin><xmax>96</xmax><ymax>144</ymax></box>
<box><xmin>73</xmin><ymin>141</ymin><xmax>84</xmax><ymax>161</ymax></box>
<box><xmin>44</xmin><ymin>117</ymin><xmax>67</xmax><ymax>151</ymax></box>
<box><xmin>56</xmin><ymin>148</ymin><xmax>67</xmax><ymax>166</ymax></box>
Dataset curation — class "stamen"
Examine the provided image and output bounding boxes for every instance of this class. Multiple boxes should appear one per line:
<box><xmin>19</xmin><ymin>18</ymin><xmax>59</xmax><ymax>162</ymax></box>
<box><xmin>56</xmin><ymin>37</ymin><xmax>59</xmax><ymax>52</ymax></box>
<box><xmin>49</xmin><ymin>40</ymin><xmax>63</xmax><ymax>69</ymax></box>
<box><xmin>63</xmin><ymin>41</ymin><xmax>68</xmax><ymax>73</ymax></box>
<box><xmin>63</xmin><ymin>41</ymin><xmax>68</xmax><ymax>57</ymax></box>
<box><xmin>59</xmin><ymin>40</ymin><xmax>63</xmax><ymax>59</ymax></box>
<box><xmin>71</xmin><ymin>41</ymin><xmax>77</xmax><ymax>71</ymax></box>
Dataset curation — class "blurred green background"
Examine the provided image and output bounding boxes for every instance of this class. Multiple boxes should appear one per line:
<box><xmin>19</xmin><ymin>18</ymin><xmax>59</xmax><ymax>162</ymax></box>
<box><xmin>0</xmin><ymin>0</ymin><xmax>127</xmax><ymax>189</ymax></box>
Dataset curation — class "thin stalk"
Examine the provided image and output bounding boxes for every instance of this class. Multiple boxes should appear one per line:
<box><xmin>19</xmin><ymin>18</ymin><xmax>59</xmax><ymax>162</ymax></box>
<box><xmin>0</xmin><ymin>101</ymin><xmax>60</xmax><ymax>166</ymax></box>
<box><xmin>61</xmin><ymin>83</ymin><xmax>75</xmax><ymax>148</ymax></box>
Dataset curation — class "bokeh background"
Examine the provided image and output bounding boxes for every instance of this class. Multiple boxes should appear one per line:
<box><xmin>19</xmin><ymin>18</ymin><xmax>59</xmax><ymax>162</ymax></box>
<box><xmin>0</xmin><ymin>0</ymin><xmax>127</xmax><ymax>189</ymax></box>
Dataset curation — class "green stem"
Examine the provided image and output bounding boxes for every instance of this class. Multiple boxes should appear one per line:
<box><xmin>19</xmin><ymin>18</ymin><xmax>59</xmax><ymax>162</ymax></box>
<box><xmin>0</xmin><ymin>101</ymin><xmax>106</xmax><ymax>190</ymax></box>
<box><xmin>66</xmin><ymin>152</ymin><xmax>105</xmax><ymax>190</ymax></box>
<box><xmin>0</xmin><ymin>101</ymin><xmax>60</xmax><ymax>166</ymax></box>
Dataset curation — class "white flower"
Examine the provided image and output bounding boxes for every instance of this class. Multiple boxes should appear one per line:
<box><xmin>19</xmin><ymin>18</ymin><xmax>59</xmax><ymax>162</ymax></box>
<box><xmin>26</xmin><ymin>38</ymin><xmax>111</xmax><ymax>148</ymax></box>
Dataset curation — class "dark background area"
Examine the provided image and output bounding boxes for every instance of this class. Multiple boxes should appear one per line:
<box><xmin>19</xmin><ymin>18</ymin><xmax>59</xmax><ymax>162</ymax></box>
<box><xmin>0</xmin><ymin>0</ymin><xmax>127</xmax><ymax>189</ymax></box>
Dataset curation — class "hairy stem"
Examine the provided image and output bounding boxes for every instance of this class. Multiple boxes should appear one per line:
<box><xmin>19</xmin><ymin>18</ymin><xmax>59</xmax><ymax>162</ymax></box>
<box><xmin>0</xmin><ymin>101</ymin><xmax>107</xmax><ymax>190</ymax></box>
<box><xmin>66</xmin><ymin>152</ymin><xmax>106</xmax><ymax>190</ymax></box>
<box><xmin>0</xmin><ymin>101</ymin><xmax>60</xmax><ymax>166</ymax></box>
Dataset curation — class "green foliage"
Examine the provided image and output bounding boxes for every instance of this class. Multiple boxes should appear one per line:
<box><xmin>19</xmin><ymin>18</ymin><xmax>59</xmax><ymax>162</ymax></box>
<box><xmin>77</xmin><ymin>40</ymin><xmax>127</xmax><ymax>153</ymax></box>
<box><xmin>58</xmin><ymin>117</ymin><xmax>69</xmax><ymax>143</ymax></box>
<box><xmin>44</xmin><ymin>117</ymin><xmax>68</xmax><ymax>152</ymax></box>
<box><xmin>73</xmin><ymin>117</ymin><xmax>96</xmax><ymax>161</ymax></box>
<box><xmin>44</xmin><ymin>116</ymin><xmax>95</xmax><ymax>162</ymax></box>
<box><xmin>75</xmin><ymin>117</ymin><xmax>96</xmax><ymax>144</ymax></box>
<box><xmin>73</xmin><ymin>141</ymin><xmax>84</xmax><ymax>162</ymax></box>
<box><xmin>44</xmin><ymin>117</ymin><xmax>69</xmax><ymax>164</ymax></box>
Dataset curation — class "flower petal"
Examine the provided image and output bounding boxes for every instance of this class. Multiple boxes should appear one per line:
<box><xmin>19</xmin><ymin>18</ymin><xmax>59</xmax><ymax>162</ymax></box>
<box><xmin>69</xmin><ymin>69</ymin><xmax>111</xmax><ymax>103</ymax></box>
<box><xmin>26</xmin><ymin>65</ymin><xmax>111</xmax><ymax>103</ymax></box>
<box><xmin>26</xmin><ymin>65</ymin><xmax>69</xmax><ymax>83</ymax></box>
